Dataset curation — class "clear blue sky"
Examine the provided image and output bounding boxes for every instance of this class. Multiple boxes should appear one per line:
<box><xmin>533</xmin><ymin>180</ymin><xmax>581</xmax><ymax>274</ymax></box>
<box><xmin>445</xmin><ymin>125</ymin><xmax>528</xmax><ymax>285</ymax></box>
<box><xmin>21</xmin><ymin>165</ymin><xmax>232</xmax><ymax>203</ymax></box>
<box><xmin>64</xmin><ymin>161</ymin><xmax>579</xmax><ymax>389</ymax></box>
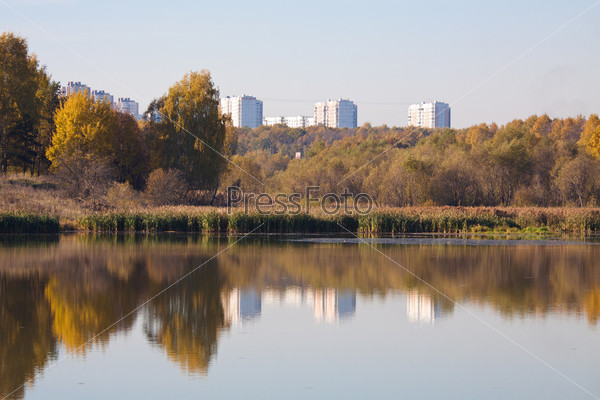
<box><xmin>2</xmin><ymin>0</ymin><xmax>598</xmax><ymax>128</ymax></box>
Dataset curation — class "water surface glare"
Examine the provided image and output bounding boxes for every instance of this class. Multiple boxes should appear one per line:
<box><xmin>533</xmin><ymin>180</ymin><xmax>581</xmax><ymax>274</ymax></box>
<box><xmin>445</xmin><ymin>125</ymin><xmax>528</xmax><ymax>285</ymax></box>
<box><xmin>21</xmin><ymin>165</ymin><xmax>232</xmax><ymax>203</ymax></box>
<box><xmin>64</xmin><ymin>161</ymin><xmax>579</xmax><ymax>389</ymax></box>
<box><xmin>0</xmin><ymin>234</ymin><xmax>599</xmax><ymax>399</ymax></box>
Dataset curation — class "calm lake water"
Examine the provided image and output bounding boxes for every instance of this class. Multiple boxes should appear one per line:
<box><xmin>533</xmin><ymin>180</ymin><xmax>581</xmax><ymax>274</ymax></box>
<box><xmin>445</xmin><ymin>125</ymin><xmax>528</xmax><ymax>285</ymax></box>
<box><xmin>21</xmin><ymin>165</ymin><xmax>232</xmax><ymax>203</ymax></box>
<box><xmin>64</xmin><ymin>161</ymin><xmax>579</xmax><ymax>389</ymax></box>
<box><xmin>1</xmin><ymin>234</ymin><xmax>599</xmax><ymax>399</ymax></box>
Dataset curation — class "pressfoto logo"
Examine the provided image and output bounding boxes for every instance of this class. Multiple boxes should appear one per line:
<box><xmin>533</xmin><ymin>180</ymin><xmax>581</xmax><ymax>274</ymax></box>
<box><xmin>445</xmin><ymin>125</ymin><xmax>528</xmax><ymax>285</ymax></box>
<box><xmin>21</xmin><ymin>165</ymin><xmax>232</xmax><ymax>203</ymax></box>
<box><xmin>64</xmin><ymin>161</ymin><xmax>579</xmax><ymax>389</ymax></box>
<box><xmin>227</xmin><ymin>186</ymin><xmax>373</xmax><ymax>216</ymax></box>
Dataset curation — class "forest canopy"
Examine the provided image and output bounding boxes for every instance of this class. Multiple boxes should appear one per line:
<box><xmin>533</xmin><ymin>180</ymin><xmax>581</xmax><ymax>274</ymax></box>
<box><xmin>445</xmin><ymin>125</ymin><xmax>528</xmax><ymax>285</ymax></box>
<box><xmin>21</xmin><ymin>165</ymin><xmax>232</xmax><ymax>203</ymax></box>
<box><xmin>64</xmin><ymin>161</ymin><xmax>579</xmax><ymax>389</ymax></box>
<box><xmin>221</xmin><ymin>115</ymin><xmax>600</xmax><ymax>207</ymax></box>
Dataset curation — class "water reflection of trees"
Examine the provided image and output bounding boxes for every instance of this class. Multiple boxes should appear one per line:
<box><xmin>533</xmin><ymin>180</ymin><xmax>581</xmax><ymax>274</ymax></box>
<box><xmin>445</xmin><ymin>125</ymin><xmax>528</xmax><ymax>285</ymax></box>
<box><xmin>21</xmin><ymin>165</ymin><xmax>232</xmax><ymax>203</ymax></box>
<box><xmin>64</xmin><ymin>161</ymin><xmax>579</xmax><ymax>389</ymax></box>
<box><xmin>0</xmin><ymin>274</ymin><xmax>57</xmax><ymax>399</ymax></box>
<box><xmin>1</xmin><ymin>235</ymin><xmax>600</xmax><ymax>398</ymax></box>
<box><xmin>44</xmin><ymin>264</ymin><xmax>146</xmax><ymax>352</ymax></box>
<box><xmin>218</xmin><ymin>243</ymin><xmax>600</xmax><ymax>321</ymax></box>
<box><xmin>0</xmin><ymin>235</ymin><xmax>216</xmax><ymax>399</ymax></box>
<box><xmin>144</xmin><ymin>262</ymin><xmax>226</xmax><ymax>375</ymax></box>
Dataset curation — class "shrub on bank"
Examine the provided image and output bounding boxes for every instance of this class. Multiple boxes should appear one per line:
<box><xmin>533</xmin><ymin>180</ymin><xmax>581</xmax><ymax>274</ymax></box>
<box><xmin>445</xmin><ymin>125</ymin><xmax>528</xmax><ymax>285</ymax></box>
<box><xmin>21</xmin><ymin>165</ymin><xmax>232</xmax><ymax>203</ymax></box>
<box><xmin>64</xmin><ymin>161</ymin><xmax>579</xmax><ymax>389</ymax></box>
<box><xmin>144</xmin><ymin>169</ymin><xmax>188</xmax><ymax>206</ymax></box>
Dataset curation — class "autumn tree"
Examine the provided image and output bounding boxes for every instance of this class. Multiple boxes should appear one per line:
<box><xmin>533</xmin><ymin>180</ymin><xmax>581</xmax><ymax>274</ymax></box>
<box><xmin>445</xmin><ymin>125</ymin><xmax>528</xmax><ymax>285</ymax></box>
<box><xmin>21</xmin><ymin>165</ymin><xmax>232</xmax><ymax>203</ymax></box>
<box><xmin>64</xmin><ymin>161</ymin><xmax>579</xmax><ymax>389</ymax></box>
<box><xmin>47</xmin><ymin>92</ymin><xmax>149</xmax><ymax>198</ymax></box>
<box><xmin>223</xmin><ymin>117</ymin><xmax>238</xmax><ymax>157</ymax></box>
<box><xmin>111</xmin><ymin>112</ymin><xmax>149</xmax><ymax>189</ymax></box>
<box><xmin>531</xmin><ymin>114</ymin><xmax>553</xmax><ymax>138</ymax></box>
<box><xmin>555</xmin><ymin>153</ymin><xmax>600</xmax><ymax>206</ymax></box>
<box><xmin>402</xmin><ymin>154</ymin><xmax>434</xmax><ymax>205</ymax></box>
<box><xmin>578</xmin><ymin>114</ymin><xmax>600</xmax><ymax>158</ymax></box>
<box><xmin>364</xmin><ymin>154</ymin><xmax>408</xmax><ymax>206</ymax></box>
<box><xmin>145</xmin><ymin>71</ymin><xmax>227</xmax><ymax>193</ymax></box>
<box><xmin>144</xmin><ymin>168</ymin><xmax>188</xmax><ymax>206</ymax></box>
<box><xmin>430</xmin><ymin>151</ymin><xmax>481</xmax><ymax>206</ymax></box>
<box><xmin>478</xmin><ymin>127</ymin><xmax>534</xmax><ymax>205</ymax></box>
<box><xmin>219</xmin><ymin>154</ymin><xmax>264</xmax><ymax>194</ymax></box>
<box><xmin>32</xmin><ymin>75</ymin><xmax>61</xmax><ymax>175</ymax></box>
<box><xmin>550</xmin><ymin>116</ymin><xmax>586</xmax><ymax>142</ymax></box>
<box><xmin>464</xmin><ymin>123</ymin><xmax>493</xmax><ymax>145</ymax></box>
<box><xmin>0</xmin><ymin>32</ymin><xmax>58</xmax><ymax>174</ymax></box>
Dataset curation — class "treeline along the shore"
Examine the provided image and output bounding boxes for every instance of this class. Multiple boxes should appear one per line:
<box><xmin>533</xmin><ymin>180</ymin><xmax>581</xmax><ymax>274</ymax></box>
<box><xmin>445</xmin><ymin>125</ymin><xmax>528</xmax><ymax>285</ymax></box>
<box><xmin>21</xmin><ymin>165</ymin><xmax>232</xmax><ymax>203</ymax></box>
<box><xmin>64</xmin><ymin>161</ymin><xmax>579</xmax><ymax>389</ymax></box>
<box><xmin>228</xmin><ymin>116</ymin><xmax>600</xmax><ymax>208</ymax></box>
<box><xmin>3</xmin><ymin>32</ymin><xmax>600</xmax><ymax>213</ymax></box>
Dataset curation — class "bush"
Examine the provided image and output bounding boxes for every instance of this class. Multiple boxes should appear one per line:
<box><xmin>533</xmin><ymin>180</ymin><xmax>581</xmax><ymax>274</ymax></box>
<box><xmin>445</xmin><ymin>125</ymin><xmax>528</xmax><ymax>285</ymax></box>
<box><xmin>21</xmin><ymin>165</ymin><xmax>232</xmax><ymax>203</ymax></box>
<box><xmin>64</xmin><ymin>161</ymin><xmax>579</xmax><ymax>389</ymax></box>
<box><xmin>53</xmin><ymin>151</ymin><xmax>115</xmax><ymax>202</ymax></box>
<box><xmin>144</xmin><ymin>169</ymin><xmax>188</xmax><ymax>206</ymax></box>
<box><xmin>105</xmin><ymin>182</ymin><xmax>138</xmax><ymax>210</ymax></box>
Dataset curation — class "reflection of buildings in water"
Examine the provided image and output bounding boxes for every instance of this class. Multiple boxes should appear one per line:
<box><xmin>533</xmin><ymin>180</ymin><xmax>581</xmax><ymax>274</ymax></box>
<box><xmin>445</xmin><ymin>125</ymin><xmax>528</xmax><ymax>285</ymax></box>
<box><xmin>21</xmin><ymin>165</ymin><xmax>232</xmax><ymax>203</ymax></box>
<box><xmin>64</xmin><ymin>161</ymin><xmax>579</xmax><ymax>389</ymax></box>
<box><xmin>251</xmin><ymin>286</ymin><xmax>357</xmax><ymax>324</ymax></box>
<box><xmin>222</xmin><ymin>287</ymin><xmax>262</xmax><ymax>325</ymax></box>
<box><xmin>406</xmin><ymin>290</ymin><xmax>442</xmax><ymax>324</ymax></box>
<box><xmin>313</xmin><ymin>288</ymin><xmax>357</xmax><ymax>323</ymax></box>
<box><xmin>313</xmin><ymin>288</ymin><xmax>337</xmax><ymax>323</ymax></box>
<box><xmin>337</xmin><ymin>290</ymin><xmax>357</xmax><ymax>320</ymax></box>
<box><xmin>262</xmin><ymin>286</ymin><xmax>307</xmax><ymax>307</ymax></box>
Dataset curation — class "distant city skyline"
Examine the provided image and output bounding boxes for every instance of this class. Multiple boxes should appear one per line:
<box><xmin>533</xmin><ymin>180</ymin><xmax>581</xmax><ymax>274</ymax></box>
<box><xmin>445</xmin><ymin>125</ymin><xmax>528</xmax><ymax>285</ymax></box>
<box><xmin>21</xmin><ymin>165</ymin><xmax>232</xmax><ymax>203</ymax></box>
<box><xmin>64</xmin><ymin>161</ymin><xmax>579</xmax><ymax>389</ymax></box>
<box><xmin>263</xmin><ymin>98</ymin><xmax>357</xmax><ymax>129</ymax></box>
<box><xmin>60</xmin><ymin>81</ymin><xmax>141</xmax><ymax>118</ymax></box>
<box><xmin>5</xmin><ymin>0</ymin><xmax>597</xmax><ymax>128</ymax></box>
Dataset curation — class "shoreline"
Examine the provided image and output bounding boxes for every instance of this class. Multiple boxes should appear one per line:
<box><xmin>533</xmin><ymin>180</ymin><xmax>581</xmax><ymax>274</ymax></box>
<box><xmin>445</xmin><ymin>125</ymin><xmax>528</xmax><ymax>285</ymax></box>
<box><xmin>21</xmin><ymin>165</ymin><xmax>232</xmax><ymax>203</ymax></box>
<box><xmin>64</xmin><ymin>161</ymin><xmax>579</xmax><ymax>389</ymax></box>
<box><xmin>3</xmin><ymin>207</ymin><xmax>600</xmax><ymax>235</ymax></box>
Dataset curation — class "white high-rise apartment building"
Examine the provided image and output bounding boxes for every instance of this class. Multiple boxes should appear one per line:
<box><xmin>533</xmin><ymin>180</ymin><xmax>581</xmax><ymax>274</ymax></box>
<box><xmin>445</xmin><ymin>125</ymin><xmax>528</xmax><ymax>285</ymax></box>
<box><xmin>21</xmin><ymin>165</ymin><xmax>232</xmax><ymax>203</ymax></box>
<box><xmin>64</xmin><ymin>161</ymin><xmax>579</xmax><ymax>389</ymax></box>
<box><xmin>263</xmin><ymin>115</ymin><xmax>315</xmax><ymax>128</ymax></box>
<box><xmin>60</xmin><ymin>81</ymin><xmax>141</xmax><ymax>118</ymax></box>
<box><xmin>285</xmin><ymin>115</ymin><xmax>315</xmax><ymax>128</ymax></box>
<box><xmin>63</xmin><ymin>81</ymin><xmax>89</xmax><ymax>96</ymax></box>
<box><xmin>220</xmin><ymin>95</ymin><xmax>263</xmax><ymax>129</ymax></box>
<box><xmin>91</xmin><ymin>90</ymin><xmax>114</xmax><ymax>106</ymax></box>
<box><xmin>263</xmin><ymin>116</ymin><xmax>285</xmax><ymax>126</ymax></box>
<box><xmin>116</xmin><ymin>97</ymin><xmax>139</xmax><ymax>116</ymax></box>
<box><xmin>407</xmin><ymin>101</ymin><xmax>451</xmax><ymax>129</ymax></box>
<box><xmin>313</xmin><ymin>99</ymin><xmax>357</xmax><ymax>129</ymax></box>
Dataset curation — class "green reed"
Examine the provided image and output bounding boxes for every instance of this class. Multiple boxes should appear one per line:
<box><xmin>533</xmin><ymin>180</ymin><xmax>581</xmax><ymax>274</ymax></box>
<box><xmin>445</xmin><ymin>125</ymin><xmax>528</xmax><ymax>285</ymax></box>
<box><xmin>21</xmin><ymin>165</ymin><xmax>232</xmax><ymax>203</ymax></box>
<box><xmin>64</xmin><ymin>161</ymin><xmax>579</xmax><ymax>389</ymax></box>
<box><xmin>74</xmin><ymin>207</ymin><xmax>600</xmax><ymax>234</ymax></box>
<box><xmin>0</xmin><ymin>212</ymin><xmax>60</xmax><ymax>233</ymax></box>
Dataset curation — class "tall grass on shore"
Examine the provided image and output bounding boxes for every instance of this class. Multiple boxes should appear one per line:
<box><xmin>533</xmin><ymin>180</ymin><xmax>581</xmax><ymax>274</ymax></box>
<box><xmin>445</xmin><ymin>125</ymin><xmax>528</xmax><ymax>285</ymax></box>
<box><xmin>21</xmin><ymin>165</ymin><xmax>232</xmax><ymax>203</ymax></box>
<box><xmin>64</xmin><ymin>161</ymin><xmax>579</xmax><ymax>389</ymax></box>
<box><xmin>0</xmin><ymin>212</ymin><xmax>60</xmax><ymax>233</ymax></box>
<box><xmin>76</xmin><ymin>207</ymin><xmax>600</xmax><ymax>234</ymax></box>
<box><xmin>357</xmin><ymin>208</ymin><xmax>517</xmax><ymax>234</ymax></box>
<box><xmin>358</xmin><ymin>207</ymin><xmax>600</xmax><ymax>234</ymax></box>
<box><xmin>79</xmin><ymin>211</ymin><xmax>359</xmax><ymax>233</ymax></box>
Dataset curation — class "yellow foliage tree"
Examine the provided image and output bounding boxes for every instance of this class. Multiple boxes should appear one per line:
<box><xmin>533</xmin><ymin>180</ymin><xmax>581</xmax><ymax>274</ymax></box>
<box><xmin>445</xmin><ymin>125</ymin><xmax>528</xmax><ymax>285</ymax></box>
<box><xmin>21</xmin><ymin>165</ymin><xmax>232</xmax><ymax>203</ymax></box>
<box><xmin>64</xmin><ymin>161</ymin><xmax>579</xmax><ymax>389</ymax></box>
<box><xmin>47</xmin><ymin>92</ymin><xmax>149</xmax><ymax>190</ymax></box>
<box><xmin>47</xmin><ymin>91</ymin><xmax>116</xmax><ymax>163</ymax></box>
<box><xmin>578</xmin><ymin>114</ymin><xmax>600</xmax><ymax>158</ymax></box>
<box><xmin>530</xmin><ymin>114</ymin><xmax>552</xmax><ymax>138</ymax></box>
<box><xmin>464</xmin><ymin>123</ymin><xmax>493</xmax><ymax>145</ymax></box>
<box><xmin>147</xmin><ymin>70</ymin><xmax>227</xmax><ymax>191</ymax></box>
<box><xmin>585</xmin><ymin>125</ymin><xmax>600</xmax><ymax>159</ymax></box>
<box><xmin>0</xmin><ymin>32</ymin><xmax>57</xmax><ymax>174</ymax></box>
